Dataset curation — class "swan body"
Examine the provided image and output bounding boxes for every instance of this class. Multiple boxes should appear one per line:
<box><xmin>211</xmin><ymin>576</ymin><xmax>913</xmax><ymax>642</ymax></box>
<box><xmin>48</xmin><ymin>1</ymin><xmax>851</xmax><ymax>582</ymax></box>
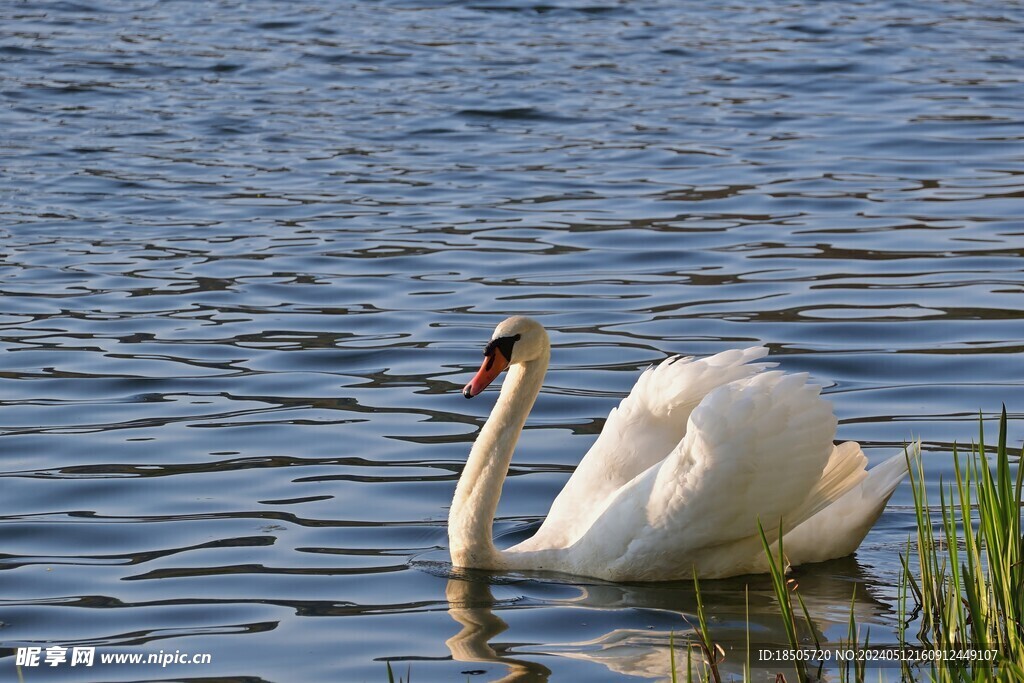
<box><xmin>449</xmin><ymin>316</ymin><xmax>914</xmax><ymax>580</ymax></box>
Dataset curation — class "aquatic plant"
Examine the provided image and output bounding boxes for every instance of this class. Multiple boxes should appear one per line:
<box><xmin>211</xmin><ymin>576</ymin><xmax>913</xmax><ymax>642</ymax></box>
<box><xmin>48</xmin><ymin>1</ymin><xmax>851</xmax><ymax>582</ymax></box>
<box><xmin>901</xmin><ymin>406</ymin><xmax>1023</xmax><ymax>682</ymax></box>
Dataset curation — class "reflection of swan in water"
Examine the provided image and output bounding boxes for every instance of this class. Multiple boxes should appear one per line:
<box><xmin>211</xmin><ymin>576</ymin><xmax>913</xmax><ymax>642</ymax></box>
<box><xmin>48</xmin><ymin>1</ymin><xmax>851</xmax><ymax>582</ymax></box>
<box><xmin>443</xmin><ymin>557</ymin><xmax>894</xmax><ymax>681</ymax></box>
<box><xmin>445</xmin><ymin>574</ymin><xmax>551</xmax><ymax>682</ymax></box>
<box><xmin>452</xmin><ymin>316</ymin><xmax>914</xmax><ymax>580</ymax></box>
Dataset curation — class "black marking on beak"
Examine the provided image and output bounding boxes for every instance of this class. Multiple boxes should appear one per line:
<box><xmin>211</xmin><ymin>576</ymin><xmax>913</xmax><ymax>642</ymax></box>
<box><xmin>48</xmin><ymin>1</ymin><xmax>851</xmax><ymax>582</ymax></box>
<box><xmin>483</xmin><ymin>334</ymin><xmax>520</xmax><ymax>368</ymax></box>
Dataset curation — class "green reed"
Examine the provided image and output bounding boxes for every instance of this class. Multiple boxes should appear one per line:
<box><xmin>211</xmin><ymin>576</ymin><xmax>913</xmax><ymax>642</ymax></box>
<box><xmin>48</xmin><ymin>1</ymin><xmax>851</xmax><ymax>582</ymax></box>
<box><xmin>901</xmin><ymin>406</ymin><xmax>1023</xmax><ymax>682</ymax></box>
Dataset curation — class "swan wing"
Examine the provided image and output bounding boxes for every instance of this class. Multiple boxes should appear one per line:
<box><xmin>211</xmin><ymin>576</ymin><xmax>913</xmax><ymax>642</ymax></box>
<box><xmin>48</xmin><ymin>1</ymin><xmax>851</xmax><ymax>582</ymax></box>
<box><xmin>518</xmin><ymin>347</ymin><xmax>773</xmax><ymax>550</ymax></box>
<box><xmin>569</xmin><ymin>370</ymin><xmax>843</xmax><ymax>579</ymax></box>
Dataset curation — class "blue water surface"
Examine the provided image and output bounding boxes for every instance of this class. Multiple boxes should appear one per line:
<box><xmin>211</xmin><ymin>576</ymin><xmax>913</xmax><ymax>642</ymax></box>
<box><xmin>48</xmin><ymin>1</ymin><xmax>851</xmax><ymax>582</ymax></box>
<box><xmin>1</xmin><ymin>0</ymin><xmax>1022</xmax><ymax>681</ymax></box>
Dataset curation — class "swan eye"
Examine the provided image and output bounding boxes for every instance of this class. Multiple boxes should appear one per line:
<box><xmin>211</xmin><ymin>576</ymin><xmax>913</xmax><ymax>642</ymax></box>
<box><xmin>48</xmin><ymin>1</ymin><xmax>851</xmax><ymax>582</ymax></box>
<box><xmin>483</xmin><ymin>334</ymin><xmax>521</xmax><ymax>369</ymax></box>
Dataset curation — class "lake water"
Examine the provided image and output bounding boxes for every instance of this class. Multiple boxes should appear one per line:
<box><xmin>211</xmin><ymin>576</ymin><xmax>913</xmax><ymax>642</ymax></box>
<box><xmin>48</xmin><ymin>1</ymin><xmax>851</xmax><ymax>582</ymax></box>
<box><xmin>1</xmin><ymin>0</ymin><xmax>1022</xmax><ymax>681</ymax></box>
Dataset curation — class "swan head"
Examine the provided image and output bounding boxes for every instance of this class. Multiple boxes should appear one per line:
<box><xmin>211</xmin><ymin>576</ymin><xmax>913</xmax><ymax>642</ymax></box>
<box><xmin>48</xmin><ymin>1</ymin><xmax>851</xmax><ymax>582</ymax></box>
<box><xmin>463</xmin><ymin>316</ymin><xmax>549</xmax><ymax>399</ymax></box>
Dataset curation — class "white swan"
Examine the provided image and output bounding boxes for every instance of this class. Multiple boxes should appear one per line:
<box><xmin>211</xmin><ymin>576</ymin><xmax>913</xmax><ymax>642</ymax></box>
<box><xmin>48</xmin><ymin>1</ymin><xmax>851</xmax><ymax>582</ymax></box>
<box><xmin>450</xmin><ymin>316</ymin><xmax>914</xmax><ymax>581</ymax></box>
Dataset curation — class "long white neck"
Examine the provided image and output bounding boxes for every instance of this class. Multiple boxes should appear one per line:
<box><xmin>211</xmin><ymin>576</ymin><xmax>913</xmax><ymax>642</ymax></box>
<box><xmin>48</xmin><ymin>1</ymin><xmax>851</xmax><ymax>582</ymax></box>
<box><xmin>449</xmin><ymin>352</ymin><xmax>549</xmax><ymax>568</ymax></box>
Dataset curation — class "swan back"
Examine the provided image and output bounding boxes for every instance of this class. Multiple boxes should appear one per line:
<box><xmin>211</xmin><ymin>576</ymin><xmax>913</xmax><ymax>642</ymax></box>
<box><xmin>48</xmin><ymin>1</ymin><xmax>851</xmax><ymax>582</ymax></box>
<box><xmin>520</xmin><ymin>347</ymin><xmax>775</xmax><ymax>550</ymax></box>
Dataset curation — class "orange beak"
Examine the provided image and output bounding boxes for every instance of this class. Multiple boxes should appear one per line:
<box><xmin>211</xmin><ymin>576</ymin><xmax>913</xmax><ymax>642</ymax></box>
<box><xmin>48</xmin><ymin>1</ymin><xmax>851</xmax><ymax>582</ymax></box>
<box><xmin>463</xmin><ymin>347</ymin><xmax>510</xmax><ymax>398</ymax></box>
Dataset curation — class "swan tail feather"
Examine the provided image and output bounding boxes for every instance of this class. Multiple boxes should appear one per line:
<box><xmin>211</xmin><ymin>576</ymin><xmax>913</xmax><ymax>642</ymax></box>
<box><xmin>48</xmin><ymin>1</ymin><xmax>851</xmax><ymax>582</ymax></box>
<box><xmin>865</xmin><ymin>440</ymin><xmax>919</xmax><ymax>499</ymax></box>
<box><xmin>786</xmin><ymin>441</ymin><xmax>869</xmax><ymax>525</ymax></box>
<box><xmin>782</xmin><ymin>443</ymin><xmax>917</xmax><ymax>565</ymax></box>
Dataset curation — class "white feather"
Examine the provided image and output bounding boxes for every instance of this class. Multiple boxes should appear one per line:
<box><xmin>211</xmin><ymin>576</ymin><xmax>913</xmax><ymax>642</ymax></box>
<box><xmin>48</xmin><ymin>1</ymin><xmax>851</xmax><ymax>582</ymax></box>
<box><xmin>523</xmin><ymin>347</ymin><xmax>773</xmax><ymax>549</ymax></box>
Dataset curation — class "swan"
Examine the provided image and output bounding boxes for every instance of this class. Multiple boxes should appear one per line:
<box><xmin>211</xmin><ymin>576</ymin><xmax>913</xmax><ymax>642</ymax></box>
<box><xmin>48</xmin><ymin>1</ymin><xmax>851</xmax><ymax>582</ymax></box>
<box><xmin>449</xmin><ymin>316</ymin><xmax>915</xmax><ymax>581</ymax></box>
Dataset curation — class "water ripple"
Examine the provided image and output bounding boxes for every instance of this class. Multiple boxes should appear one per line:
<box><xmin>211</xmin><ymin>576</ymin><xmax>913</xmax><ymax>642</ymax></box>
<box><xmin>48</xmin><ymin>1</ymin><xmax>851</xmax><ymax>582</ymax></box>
<box><xmin>1</xmin><ymin>0</ymin><xmax>1022</xmax><ymax>680</ymax></box>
